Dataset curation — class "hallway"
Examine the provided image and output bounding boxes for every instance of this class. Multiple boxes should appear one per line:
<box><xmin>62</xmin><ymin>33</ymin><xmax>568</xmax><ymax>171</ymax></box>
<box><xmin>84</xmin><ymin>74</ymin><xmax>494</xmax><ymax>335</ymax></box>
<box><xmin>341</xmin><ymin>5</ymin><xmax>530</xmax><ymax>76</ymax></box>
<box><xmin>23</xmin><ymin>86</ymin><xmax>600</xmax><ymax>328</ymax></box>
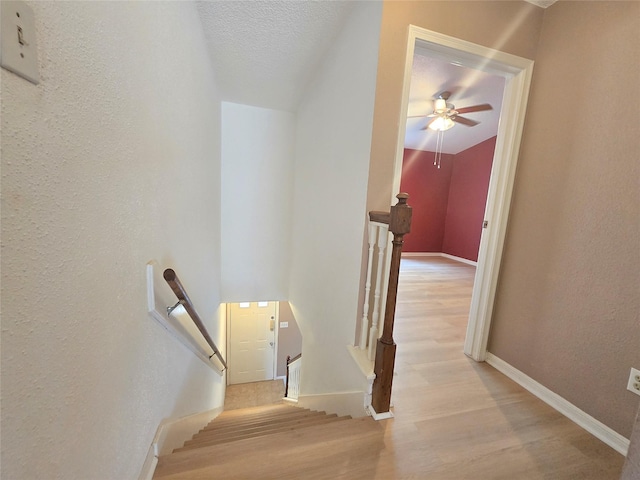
<box><xmin>372</xmin><ymin>255</ymin><xmax>624</xmax><ymax>478</ymax></box>
<box><xmin>161</xmin><ymin>256</ymin><xmax>625</xmax><ymax>479</ymax></box>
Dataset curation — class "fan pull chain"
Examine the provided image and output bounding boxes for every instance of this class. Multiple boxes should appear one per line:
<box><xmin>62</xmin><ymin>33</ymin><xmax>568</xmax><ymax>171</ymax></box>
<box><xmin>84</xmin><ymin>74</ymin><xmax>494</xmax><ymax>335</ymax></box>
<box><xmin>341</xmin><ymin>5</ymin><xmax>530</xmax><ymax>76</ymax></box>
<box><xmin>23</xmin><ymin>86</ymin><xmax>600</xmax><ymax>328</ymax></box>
<box><xmin>434</xmin><ymin>129</ymin><xmax>445</xmax><ymax>169</ymax></box>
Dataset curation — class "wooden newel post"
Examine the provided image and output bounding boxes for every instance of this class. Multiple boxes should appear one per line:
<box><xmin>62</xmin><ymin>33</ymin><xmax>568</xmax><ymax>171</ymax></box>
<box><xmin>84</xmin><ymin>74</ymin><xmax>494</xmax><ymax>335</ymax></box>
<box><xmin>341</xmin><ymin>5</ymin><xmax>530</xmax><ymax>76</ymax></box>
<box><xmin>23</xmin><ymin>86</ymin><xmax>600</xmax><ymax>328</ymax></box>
<box><xmin>371</xmin><ymin>193</ymin><xmax>412</xmax><ymax>415</ymax></box>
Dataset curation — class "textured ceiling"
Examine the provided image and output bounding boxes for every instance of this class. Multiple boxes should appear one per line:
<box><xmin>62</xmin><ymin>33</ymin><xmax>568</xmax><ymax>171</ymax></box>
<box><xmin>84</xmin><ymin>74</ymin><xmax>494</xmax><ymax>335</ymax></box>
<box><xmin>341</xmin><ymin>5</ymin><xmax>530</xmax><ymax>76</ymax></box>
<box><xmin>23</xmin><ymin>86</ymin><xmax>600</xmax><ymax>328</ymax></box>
<box><xmin>196</xmin><ymin>1</ymin><xmax>355</xmax><ymax>112</ymax></box>
<box><xmin>405</xmin><ymin>52</ymin><xmax>505</xmax><ymax>155</ymax></box>
<box><xmin>195</xmin><ymin>1</ymin><xmax>521</xmax><ymax>153</ymax></box>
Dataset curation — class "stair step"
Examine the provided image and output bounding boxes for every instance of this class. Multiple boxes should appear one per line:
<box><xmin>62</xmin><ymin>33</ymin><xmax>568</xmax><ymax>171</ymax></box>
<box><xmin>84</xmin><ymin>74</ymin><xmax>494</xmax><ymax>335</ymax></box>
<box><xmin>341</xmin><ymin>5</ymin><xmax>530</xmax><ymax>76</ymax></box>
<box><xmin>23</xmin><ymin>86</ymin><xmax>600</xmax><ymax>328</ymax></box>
<box><xmin>154</xmin><ymin>416</ymin><xmax>383</xmax><ymax>479</ymax></box>
<box><xmin>194</xmin><ymin>411</ymin><xmax>331</xmax><ymax>439</ymax></box>
<box><xmin>200</xmin><ymin>407</ymin><xmax>318</xmax><ymax>432</ymax></box>
<box><xmin>177</xmin><ymin>414</ymin><xmax>350</xmax><ymax>451</ymax></box>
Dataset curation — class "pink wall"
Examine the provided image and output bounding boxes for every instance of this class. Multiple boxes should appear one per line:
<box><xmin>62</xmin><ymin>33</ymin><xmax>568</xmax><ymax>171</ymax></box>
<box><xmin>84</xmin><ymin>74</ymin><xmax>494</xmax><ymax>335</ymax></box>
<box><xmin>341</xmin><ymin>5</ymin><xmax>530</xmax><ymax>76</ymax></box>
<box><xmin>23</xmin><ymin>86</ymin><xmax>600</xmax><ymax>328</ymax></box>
<box><xmin>400</xmin><ymin>137</ymin><xmax>496</xmax><ymax>260</ymax></box>
<box><xmin>400</xmin><ymin>149</ymin><xmax>454</xmax><ymax>252</ymax></box>
<box><xmin>442</xmin><ymin>137</ymin><xmax>496</xmax><ymax>261</ymax></box>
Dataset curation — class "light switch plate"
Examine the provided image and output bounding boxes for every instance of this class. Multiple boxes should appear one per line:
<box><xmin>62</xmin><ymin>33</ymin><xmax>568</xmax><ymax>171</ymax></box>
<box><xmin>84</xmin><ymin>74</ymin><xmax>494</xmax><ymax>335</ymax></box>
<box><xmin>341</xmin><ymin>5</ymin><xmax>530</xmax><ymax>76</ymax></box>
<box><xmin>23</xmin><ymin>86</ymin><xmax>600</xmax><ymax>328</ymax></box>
<box><xmin>1</xmin><ymin>0</ymin><xmax>39</xmax><ymax>84</ymax></box>
<box><xmin>280</xmin><ymin>322</ymin><xmax>289</xmax><ymax>329</ymax></box>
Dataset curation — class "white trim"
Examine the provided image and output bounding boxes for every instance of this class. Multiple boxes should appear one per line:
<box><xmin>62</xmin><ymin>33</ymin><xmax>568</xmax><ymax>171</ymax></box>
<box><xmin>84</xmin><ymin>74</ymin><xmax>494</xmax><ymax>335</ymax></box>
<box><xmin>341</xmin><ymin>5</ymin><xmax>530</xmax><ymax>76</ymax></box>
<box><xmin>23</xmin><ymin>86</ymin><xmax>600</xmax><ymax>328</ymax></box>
<box><xmin>226</xmin><ymin>301</ymin><xmax>278</xmax><ymax>385</ymax></box>
<box><xmin>401</xmin><ymin>252</ymin><xmax>478</xmax><ymax>266</ymax></box>
<box><xmin>486</xmin><ymin>353</ymin><xmax>630</xmax><ymax>456</ymax></box>
<box><xmin>390</xmin><ymin>26</ymin><xmax>534</xmax><ymax>363</ymax></box>
<box><xmin>440</xmin><ymin>253</ymin><xmax>477</xmax><ymax>267</ymax></box>
<box><xmin>137</xmin><ymin>406</ymin><xmax>224</xmax><ymax>480</ymax></box>
<box><xmin>273</xmin><ymin>301</ymin><xmax>280</xmax><ymax>381</ymax></box>
<box><xmin>367</xmin><ymin>405</ymin><xmax>394</xmax><ymax>421</ymax></box>
<box><xmin>347</xmin><ymin>345</ymin><xmax>375</xmax><ymax>379</ymax></box>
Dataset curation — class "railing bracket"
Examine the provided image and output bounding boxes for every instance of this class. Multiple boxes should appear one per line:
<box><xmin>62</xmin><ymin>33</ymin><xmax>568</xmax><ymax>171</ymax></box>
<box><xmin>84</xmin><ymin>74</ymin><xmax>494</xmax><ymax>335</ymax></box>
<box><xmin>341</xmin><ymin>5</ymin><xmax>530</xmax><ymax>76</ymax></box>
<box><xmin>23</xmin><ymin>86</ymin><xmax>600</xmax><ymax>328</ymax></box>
<box><xmin>163</xmin><ymin>268</ymin><xmax>228</xmax><ymax>371</ymax></box>
<box><xmin>166</xmin><ymin>300</ymin><xmax>184</xmax><ymax>316</ymax></box>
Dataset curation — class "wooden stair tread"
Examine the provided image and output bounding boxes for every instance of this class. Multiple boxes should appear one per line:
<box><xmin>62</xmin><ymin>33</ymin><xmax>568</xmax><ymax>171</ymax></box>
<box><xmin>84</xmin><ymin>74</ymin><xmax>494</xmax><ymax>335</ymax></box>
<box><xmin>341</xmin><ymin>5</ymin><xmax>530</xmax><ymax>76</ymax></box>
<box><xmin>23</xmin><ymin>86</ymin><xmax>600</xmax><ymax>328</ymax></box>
<box><xmin>193</xmin><ymin>413</ymin><xmax>337</xmax><ymax>438</ymax></box>
<box><xmin>211</xmin><ymin>403</ymin><xmax>295</xmax><ymax>419</ymax></box>
<box><xmin>178</xmin><ymin>415</ymin><xmax>349</xmax><ymax>451</ymax></box>
<box><xmin>154</xmin><ymin>417</ymin><xmax>383</xmax><ymax>479</ymax></box>
<box><xmin>201</xmin><ymin>408</ymin><xmax>320</xmax><ymax>432</ymax></box>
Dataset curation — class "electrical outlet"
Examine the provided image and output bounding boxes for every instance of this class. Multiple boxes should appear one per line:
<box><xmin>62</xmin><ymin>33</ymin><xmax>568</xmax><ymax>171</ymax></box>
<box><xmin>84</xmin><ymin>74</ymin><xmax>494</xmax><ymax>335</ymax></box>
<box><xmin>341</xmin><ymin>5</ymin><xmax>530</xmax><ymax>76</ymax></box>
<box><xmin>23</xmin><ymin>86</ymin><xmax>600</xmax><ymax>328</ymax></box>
<box><xmin>1</xmin><ymin>0</ymin><xmax>39</xmax><ymax>84</ymax></box>
<box><xmin>627</xmin><ymin>367</ymin><xmax>640</xmax><ymax>397</ymax></box>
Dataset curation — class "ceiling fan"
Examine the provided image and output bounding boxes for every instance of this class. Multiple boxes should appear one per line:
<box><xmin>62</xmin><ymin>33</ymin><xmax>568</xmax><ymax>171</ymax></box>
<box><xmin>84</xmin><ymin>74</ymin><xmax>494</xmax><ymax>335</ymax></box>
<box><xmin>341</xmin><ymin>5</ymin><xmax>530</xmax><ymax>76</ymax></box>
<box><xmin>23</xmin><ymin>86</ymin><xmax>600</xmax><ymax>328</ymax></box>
<box><xmin>409</xmin><ymin>91</ymin><xmax>493</xmax><ymax>131</ymax></box>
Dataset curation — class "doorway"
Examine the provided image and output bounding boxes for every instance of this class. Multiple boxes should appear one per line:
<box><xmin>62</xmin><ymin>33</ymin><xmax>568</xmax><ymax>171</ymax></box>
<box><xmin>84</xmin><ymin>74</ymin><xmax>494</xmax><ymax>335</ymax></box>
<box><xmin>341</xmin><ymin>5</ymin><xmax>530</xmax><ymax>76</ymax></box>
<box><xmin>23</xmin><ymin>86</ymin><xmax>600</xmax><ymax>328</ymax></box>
<box><xmin>227</xmin><ymin>301</ymin><xmax>277</xmax><ymax>385</ymax></box>
<box><xmin>392</xmin><ymin>26</ymin><xmax>534</xmax><ymax>361</ymax></box>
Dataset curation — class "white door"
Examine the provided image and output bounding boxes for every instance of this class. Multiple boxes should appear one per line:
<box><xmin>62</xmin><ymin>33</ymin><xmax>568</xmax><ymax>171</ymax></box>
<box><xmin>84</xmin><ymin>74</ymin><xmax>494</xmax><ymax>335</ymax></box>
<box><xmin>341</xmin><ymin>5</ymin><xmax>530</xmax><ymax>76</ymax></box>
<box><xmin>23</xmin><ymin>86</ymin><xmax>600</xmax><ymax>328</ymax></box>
<box><xmin>228</xmin><ymin>301</ymin><xmax>276</xmax><ymax>385</ymax></box>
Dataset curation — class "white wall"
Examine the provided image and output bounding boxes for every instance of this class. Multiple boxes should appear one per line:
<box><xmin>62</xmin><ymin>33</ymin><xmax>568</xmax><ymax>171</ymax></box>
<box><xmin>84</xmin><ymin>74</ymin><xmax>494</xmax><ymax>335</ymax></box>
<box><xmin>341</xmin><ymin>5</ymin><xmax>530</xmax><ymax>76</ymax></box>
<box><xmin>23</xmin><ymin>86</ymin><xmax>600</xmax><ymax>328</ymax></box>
<box><xmin>289</xmin><ymin>1</ymin><xmax>383</xmax><ymax>394</ymax></box>
<box><xmin>0</xmin><ymin>2</ymin><xmax>224</xmax><ymax>478</ymax></box>
<box><xmin>221</xmin><ymin>103</ymin><xmax>295</xmax><ymax>302</ymax></box>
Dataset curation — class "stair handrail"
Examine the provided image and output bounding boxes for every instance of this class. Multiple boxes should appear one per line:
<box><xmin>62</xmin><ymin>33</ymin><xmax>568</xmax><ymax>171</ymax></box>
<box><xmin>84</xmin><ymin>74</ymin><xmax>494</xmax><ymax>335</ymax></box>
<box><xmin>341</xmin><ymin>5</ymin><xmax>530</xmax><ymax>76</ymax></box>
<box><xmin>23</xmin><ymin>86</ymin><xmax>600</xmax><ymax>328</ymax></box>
<box><xmin>163</xmin><ymin>268</ymin><xmax>227</xmax><ymax>371</ymax></box>
<box><xmin>285</xmin><ymin>353</ymin><xmax>302</xmax><ymax>399</ymax></box>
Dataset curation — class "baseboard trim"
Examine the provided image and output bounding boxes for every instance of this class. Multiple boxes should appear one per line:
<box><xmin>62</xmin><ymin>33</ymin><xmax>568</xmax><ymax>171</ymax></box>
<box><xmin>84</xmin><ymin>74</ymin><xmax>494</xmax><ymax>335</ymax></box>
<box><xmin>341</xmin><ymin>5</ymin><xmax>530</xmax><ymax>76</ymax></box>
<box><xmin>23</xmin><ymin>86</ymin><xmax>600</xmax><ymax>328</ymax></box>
<box><xmin>440</xmin><ymin>253</ymin><xmax>477</xmax><ymax>266</ymax></box>
<box><xmin>401</xmin><ymin>252</ymin><xmax>478</xmax><ymax>266</ymax></box>
<box><xmin>138</xmin><ymin>406</ymin><xmax>223</xmax><ymax>480</ymax></box>
<box><xmin>486</xmin><ymin>353</ymin><xmax>630</xmax><ymax>455</ymax></box>
<box><xmin>297</xmin><ymin>391</ymin><xmax>367</xmax><ymax>418</ymax></box>
<box><xmin>367</xmin><ymin>404</ymin><xmax>394</xmax><ymax>421</ymax></box>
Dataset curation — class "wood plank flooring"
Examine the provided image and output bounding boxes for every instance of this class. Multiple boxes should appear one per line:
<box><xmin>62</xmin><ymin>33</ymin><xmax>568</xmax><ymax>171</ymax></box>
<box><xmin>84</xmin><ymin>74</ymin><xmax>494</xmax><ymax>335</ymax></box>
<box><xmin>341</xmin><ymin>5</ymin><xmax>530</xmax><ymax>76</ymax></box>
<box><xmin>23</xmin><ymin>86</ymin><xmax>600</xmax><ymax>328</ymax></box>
<box><xmin>156</xmin><ymin>256</ymin><xmax>625</xmax><ymax>479</ymax></box>
<box><xmin>372</xmin><ymin>255</ymin><xmax>624</xmax><ymax>479</ymax></box>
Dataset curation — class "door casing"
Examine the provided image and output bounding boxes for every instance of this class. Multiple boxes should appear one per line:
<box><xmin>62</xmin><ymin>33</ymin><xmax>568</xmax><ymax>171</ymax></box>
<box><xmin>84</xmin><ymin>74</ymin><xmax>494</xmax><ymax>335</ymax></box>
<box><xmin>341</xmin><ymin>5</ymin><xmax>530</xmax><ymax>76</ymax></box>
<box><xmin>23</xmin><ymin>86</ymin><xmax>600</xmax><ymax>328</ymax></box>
<box><xmin>227</xmin><ymin>301</ymin><xmax>279</xmax><ymax>385</ymax></box>
<box><xmin>391</xmin><ymin>26</ymin><xmax>534</xmax><ymax>361</ymax></box>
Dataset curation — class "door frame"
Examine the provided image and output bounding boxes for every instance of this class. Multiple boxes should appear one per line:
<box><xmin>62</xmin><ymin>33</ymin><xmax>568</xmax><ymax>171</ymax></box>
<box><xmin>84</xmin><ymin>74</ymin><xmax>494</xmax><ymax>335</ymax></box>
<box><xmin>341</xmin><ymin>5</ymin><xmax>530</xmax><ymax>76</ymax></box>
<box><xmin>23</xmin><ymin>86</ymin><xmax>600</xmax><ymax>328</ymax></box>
<box><xmin>226</xmin><ymin>301</ymin><xmax>279</xmax><ymax>385</ymax></box>
<box><xmin>392</xmin><ymin>25</ymin><xmax>534</xmax><ymax>361</ymax></box>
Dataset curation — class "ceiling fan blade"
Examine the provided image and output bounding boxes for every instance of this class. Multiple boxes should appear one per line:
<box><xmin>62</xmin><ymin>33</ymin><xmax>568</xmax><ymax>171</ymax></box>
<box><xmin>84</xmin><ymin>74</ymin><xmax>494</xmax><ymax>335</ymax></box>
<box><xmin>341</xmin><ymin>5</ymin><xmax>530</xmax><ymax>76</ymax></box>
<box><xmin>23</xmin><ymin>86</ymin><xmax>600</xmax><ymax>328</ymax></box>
<box><xmin>455</xmin><ymin>103</ymin><xmax>493</xmax><ymax>114</ymax></box>
<box><xmin>453</xmin><ymin>116</ymin><xmax>479</xmax><ymax>127</ymax></box>
<box><xmin>408</xmin><ymin>113</ymin><xmax>438</xmax><ymax>119</ymax></box>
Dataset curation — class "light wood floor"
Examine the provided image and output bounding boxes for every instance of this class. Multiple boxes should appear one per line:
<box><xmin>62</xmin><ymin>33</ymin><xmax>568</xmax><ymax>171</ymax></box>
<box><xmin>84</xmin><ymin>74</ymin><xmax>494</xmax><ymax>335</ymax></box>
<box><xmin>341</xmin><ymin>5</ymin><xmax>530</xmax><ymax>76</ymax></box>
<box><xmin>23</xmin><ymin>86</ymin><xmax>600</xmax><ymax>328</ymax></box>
<box><xmin>372</xmin><ymin>255</ymin><xmax>624</xmax><ymax>479</ymax></box>
<box><xmin>158</xmin><ymin>256</ymin><xmax>626</xmax><ymax>479</ymax></box>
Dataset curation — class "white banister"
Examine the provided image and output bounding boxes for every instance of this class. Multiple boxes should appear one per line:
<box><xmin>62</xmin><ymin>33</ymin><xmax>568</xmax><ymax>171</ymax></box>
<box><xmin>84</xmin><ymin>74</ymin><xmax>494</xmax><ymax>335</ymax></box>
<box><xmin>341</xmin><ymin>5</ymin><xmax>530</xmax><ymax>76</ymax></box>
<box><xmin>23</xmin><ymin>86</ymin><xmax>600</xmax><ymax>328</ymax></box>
<box><xmin>360</xmin><ymin>223</ymin><xmax>377</xmax><ymax>350</ymax></box>
<box><xmin>286</xmin><ymin>356</ymin><xmax>302</xmax><ymax>401</ymax></box>
<box><xmin>368</xmin><ymin>222</ymin><xmax>389</xmax><ymax>360</ymax></box>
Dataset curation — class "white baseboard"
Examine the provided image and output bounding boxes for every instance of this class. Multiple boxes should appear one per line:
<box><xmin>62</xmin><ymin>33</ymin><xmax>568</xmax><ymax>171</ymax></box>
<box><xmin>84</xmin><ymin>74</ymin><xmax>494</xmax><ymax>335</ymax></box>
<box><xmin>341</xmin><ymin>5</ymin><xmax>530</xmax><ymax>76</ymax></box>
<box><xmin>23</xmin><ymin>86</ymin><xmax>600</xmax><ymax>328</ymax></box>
<box><xmin>297</xmin><ymin>391</ymin><xmax>367</xmax><ymax>418</ymax></box>
<box><xmin>486</xmin><ymin>353</ymin><xmax>630</xmax><ymax>455</ymax></box>
<box><xmin>401</xmin><ymin>252</ymin><xmax>478</xmax><ymax>266</ymax></box>
<box><xmin>367</xmin><ymin>404</ymin><xmax>394</xmax><ymax>421</ymax></box>
<box><xmin>138</xmin><ymin>406</ymin><xmax>223</xmax><ymax>480</ymax></box>
<box><xmin>440</xmin><ymin>253</ymin><xmax>478</xmax><ymax>266</ymax></box>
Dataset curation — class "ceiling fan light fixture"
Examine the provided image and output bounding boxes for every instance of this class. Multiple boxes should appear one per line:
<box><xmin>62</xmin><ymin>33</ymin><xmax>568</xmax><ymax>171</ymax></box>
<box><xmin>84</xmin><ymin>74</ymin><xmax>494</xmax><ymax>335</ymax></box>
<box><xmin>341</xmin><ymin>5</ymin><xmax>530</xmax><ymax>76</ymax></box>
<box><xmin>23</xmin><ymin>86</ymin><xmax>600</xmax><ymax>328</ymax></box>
<box><xmin>434</xmin><ymin>98</ymin><xmax>448</xmax><ymax>113</ymax></box>
<box><xmin>428</xmin><ymin>116</ymin><xmax>455</xmax><ymax>132</ymax></box>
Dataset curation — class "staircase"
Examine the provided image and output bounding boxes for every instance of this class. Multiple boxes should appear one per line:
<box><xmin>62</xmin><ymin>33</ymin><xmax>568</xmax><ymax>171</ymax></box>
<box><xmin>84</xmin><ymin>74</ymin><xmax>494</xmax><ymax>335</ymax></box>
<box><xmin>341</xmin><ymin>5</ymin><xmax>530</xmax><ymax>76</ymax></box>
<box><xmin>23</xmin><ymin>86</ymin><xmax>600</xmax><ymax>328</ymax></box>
<box><xmin>153</xmin><ymin>403</ymin><xmax>384</xmax><ymax>479</ymax></box>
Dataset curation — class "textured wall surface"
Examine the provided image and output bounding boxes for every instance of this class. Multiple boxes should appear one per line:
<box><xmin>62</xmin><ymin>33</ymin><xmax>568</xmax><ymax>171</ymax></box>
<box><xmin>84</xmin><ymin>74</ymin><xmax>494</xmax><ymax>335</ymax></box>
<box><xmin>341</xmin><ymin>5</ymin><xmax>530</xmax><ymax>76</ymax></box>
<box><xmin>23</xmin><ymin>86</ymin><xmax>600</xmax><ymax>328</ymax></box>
<box><xmin>289</xmin><ymin>1</ymin><xmax>383</xmax><ymax>395</ymax></box>
<box><xmin>489</xmin><ymin>1</ymin><xmax>640</xmax><ymax>437</ymax></box>
<box><xmin>400</xmin><ymin>139</ymin><xmax>494</xmax><ymax>260</ymax></box>
<box><xmin>367</xmin><ymin>1</ymin><xmax>543</xmax><ymax>213</ymax></box>
<box><xmin>276</xmin><ymin>302</ymin><xmax>303</xmax><ymax>378</ymax></box>
<box><xmin>442</xmin><ymin>136</ymin><xmax>495</xmax><ymax>262</ymax></box>
<box><xmin>400</xmin><ymin>149</ymin><xmax>454</xmax><ymax>252</ymax></box>
<box><xmin>221</xmin><ymin>102</ymin><xmax>295</xmax><ymax>302</ymax></box>
<box><xmin>1</xmin><ymin>2</ymin><xmax>224</xmax><ymax>478</ymax></box>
